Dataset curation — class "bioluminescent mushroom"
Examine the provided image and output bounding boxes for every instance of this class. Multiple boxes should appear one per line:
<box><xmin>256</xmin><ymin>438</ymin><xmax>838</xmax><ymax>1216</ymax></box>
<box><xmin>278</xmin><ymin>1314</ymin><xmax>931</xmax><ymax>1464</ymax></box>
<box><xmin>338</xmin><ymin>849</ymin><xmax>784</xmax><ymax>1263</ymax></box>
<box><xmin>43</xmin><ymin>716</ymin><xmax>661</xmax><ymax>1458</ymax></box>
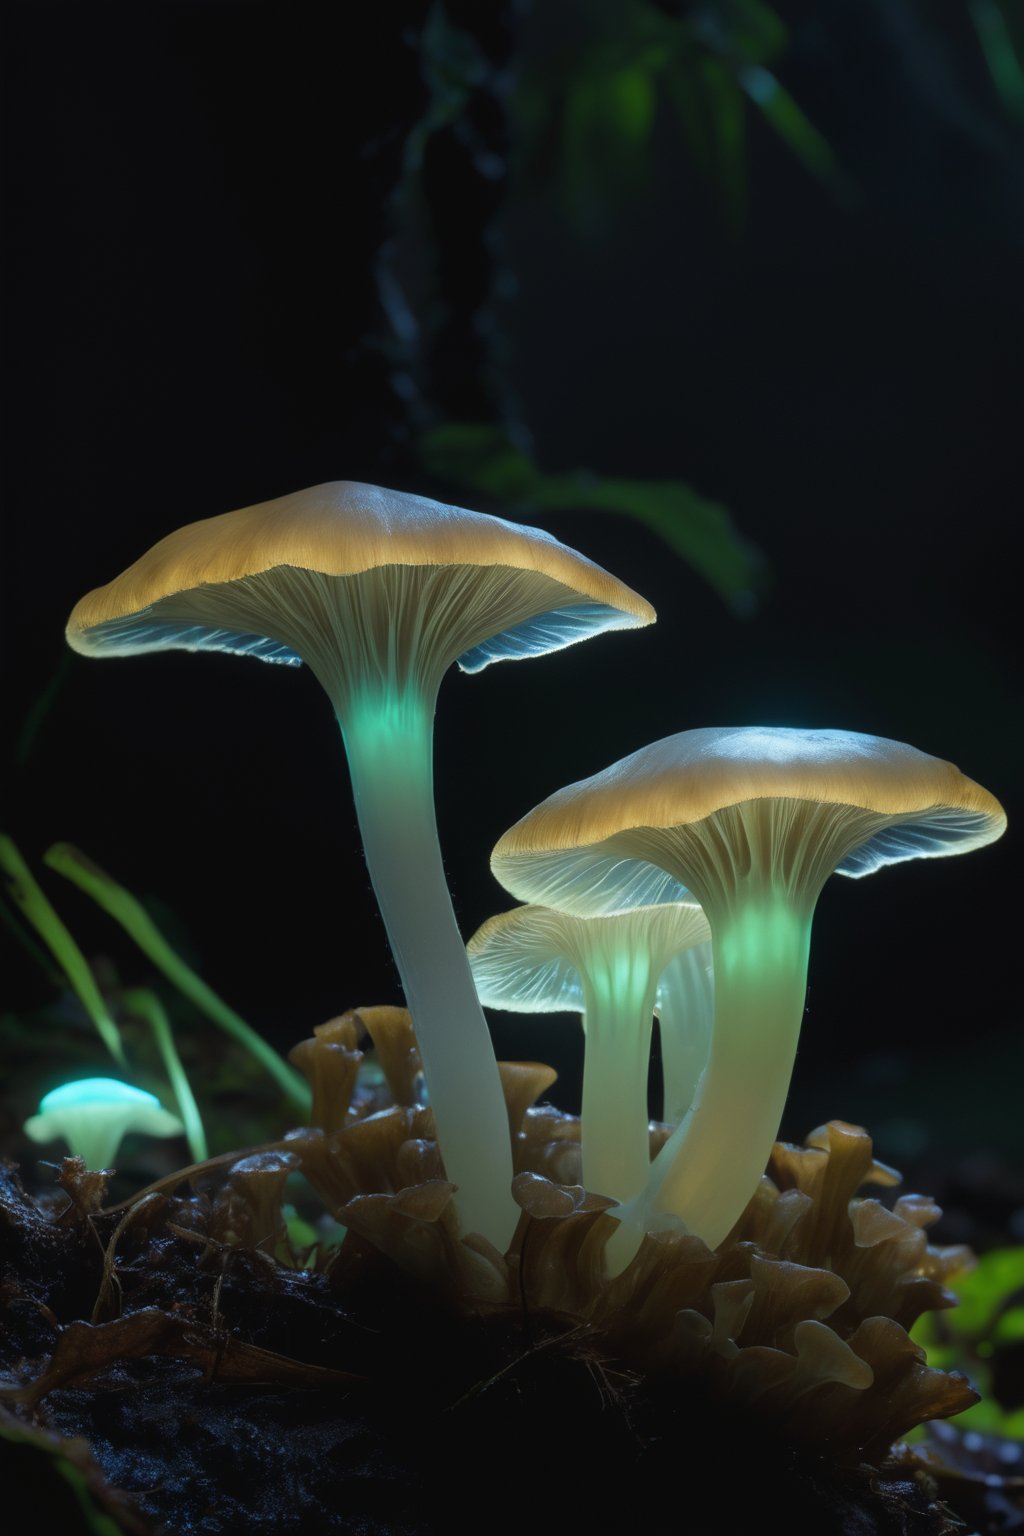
<box><xmin>654</xmin><ymin>940</ymin><xmax>714</xmax><ymax>1124</ymax></box>
<box><xmin>65</xmin><ymin>481</ymin><xmax>654</xmax><ymax>1248</ymax></box>
<box><xmin>491</xmin><ymin>726</ymin><xmax>1006</xmax><ymax>1250</ymax></box>
<box><xmin>23</xmin><ymin>1078</ymin><xmax>184</xmax><ymax>1171</ymax></box>
<box><xmin>468</xmin><ymin>901</ymin><xmax>710</xmax><ymax>1204</ymax></box>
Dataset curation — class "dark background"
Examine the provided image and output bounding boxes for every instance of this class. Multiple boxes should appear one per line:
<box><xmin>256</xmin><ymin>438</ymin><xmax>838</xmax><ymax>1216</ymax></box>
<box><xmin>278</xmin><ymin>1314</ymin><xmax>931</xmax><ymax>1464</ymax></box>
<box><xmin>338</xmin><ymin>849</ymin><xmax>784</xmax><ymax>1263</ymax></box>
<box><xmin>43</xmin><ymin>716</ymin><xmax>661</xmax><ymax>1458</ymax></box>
<box><xmin>2</xmin><ymin>1</ymin><xmax>1021</xmax><ymax>1177</ymax></box>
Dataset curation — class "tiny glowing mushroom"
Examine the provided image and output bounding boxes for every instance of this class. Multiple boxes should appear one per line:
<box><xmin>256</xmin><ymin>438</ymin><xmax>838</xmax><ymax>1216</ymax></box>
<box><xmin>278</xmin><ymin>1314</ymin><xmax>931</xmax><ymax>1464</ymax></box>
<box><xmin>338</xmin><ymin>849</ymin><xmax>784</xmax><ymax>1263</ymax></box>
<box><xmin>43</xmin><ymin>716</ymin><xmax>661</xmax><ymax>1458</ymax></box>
<box><xmin>65</xmin><ymin>481</ymin><xmax>654</xmax><ymax>1248</ymax></box>
<box><xmin>467</xmin><ymin>902</ymin><xmax>710</xmax><ymax>1203</ymax></box>
<box><xmin>491</xmin><ymin>726</ymin><xmax>1006</xmax><ymax>1249</ymax></box>
<box><xmin>24</xmin><ymin>1078</ymin><xmax>184</xmax><ymax>1170</ymax></box>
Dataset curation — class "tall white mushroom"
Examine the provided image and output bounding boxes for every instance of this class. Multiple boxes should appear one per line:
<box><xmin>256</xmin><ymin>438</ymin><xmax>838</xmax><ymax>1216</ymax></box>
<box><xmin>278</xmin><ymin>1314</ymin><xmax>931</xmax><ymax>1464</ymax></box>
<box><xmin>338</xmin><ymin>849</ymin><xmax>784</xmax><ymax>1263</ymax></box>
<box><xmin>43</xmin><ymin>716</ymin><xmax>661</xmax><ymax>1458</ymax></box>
<box><xmin>491</xmin><ymin>726</ymin><xmax>1006</xmax><ymax>1250</ymax></box>
<box><xmin>65</xmin><ymin>481</ymin><xmax>655</xmax><ymax>1248</ymax></box>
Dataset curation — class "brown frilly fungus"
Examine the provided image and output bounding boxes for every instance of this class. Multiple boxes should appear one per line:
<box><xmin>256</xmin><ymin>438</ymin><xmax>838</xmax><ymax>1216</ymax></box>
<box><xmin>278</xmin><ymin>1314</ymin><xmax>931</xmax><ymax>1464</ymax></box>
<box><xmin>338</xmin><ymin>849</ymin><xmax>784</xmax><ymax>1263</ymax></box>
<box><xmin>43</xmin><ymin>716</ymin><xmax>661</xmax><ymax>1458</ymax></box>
<box><xmin>273</xmin><ymin>1010</ymin><xmax>976</xmax><ymax>1461</ymax></box>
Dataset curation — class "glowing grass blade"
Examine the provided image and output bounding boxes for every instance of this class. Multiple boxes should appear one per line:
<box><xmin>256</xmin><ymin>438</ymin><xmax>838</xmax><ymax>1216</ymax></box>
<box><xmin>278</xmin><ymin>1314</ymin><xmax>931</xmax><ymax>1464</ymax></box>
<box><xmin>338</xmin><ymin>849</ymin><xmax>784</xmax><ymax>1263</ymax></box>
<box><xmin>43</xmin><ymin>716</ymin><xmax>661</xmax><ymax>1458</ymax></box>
<box><xmin>0</xmin><ymin>834</ymin><xmax>125</xmax><ymax>1063</ymax></box>
<box><xmin>124</xmin><ymin>987</ymin><xmax>208</xmax><ymax>1163</ymax></box>
<box><xmin>43</xmin><ymin>843</ymin><xmax>310</xmax><ymax>1113</ymax></box>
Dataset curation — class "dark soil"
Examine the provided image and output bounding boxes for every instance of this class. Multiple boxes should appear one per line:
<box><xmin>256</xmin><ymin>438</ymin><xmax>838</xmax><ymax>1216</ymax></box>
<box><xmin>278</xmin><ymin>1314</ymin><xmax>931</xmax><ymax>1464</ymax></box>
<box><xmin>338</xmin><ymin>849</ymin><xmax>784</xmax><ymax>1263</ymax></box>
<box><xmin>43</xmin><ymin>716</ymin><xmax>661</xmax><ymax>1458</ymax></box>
<box><xmin>3</xmin><ymin>1160</ymin><xmax>1021</xmax><ymax>1536</ymax></box>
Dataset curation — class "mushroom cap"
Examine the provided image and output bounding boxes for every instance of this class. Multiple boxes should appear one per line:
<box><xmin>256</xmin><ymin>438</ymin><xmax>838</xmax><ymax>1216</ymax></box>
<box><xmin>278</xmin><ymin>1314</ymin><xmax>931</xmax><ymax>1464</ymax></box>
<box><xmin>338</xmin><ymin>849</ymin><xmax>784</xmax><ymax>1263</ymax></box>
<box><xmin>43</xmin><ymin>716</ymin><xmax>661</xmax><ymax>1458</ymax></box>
<box><xmin>24</xmin><ymin>1077</ymin><xmax>184</xmax><ymax>1154</ymax></box>
<box><xmin>468</xmin><ymin>902</ymin><xmax>712</xmax><ymax>1014</ymax></box>
<box><xmin>66</xmin><ymin>480</ymin><xmax>655</xmax><ymax>673</ymax></box>
<box><xmin>491</xmin><ymin>726</ymin><xmax>1007</xmax><ymax>914</ymax></box>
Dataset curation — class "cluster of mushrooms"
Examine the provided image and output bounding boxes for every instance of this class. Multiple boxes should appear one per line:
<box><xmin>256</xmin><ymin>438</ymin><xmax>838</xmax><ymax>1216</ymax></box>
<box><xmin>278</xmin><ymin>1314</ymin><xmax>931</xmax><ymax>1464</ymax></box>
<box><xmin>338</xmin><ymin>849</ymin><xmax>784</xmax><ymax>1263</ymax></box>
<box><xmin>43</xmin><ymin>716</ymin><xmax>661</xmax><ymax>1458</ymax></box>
<box><xmin>57</xmin><ymin>479</ymin><xmax>1007</xmax><ymax>1451</ymax></box>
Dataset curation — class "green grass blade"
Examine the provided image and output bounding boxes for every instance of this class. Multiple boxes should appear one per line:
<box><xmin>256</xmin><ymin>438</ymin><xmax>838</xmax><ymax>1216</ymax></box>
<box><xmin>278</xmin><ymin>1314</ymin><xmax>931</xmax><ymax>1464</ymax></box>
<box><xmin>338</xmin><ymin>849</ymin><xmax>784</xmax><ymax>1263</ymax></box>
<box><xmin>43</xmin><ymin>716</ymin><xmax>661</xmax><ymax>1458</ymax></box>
<box><xmin>124</xmin><ymin>987</ymin><xmax>208</xmax><ymax>1164</ymax></box>
<box><xmin>0</xmin><ymin>834</ymin><xmax>125</xmax><ymax>1063</ymax></box>
<box><xmin>970</xmin><ymin>0</ymin><xmax>1024</xmax><ymax>117</ymax></box>
<box><xmin>419</xmin><ymin>422</ymin><xmax>767</xmax><ymax>613</ymax></box>
<box><xmin>44</xmin><ymin>844</ymin><xmax>310</xmax><ymax>1113</ymax></box>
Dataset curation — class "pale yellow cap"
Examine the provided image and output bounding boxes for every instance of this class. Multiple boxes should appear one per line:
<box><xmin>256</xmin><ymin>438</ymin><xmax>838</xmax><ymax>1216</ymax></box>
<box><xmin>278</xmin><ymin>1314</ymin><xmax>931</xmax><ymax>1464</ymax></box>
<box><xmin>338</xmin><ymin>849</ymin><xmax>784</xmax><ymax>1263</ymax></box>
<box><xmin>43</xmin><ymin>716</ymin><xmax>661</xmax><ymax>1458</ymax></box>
<box><xmin>66</xmin><ymin>480</ymin><xmax>655</xmax><ymax>672</ymax></box>
<box><xmin>492</xmin><ymin>726</ymin><xmax>1006</xmax><ymax>910</ymax></box>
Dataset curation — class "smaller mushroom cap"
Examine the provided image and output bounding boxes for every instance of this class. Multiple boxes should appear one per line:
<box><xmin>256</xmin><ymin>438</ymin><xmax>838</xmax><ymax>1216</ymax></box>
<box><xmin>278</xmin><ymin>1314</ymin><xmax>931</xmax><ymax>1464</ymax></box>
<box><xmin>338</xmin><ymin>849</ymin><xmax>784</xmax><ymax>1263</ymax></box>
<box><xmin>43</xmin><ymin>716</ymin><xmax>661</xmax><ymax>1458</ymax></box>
<box><xmin>469</xmin><ymin>902</ymin><xmax>713</xmax><ymax>1204</ymax></box>
<box><xmin>24</xmin><ymin>1078</ymin><xmax>185</xmax><ymax>1170</ymax></box>
<box><xmin>468</xmin><ymin>902</ymin><xmax>711</xmax><ymax>1014</ymax></box>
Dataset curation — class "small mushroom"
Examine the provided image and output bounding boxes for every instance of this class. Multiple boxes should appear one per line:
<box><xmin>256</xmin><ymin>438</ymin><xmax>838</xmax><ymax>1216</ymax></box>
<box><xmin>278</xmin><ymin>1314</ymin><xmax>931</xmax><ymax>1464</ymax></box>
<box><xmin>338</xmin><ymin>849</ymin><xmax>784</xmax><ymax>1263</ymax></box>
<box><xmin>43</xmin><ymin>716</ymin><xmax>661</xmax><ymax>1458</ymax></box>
<box><xmin>468</xmin><ymin>902</ymin><xmax>710</xmax><ymax>1203</ymax></box>
<box><xmin>24</xmin><ymin>1077</ymin><xmax>184</xmax><ymax>1170</ymax></box>
<box><xmin>66</xmin><ymin>481</ymin><xmax>654</xmax><ymax>1248</ymax></box>
<box><xmin>491</xmin><ymin>726</ymin><xmax>1006</xmax><ymax>1250</ymax></box>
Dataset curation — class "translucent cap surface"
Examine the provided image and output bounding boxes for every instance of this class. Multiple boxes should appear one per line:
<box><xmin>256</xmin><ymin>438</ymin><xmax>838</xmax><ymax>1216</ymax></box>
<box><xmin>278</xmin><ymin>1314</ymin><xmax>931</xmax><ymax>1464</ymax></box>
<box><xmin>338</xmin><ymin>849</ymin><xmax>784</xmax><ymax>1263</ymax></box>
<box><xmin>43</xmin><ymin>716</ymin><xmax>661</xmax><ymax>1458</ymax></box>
<box><xmin>66</xmin><ymin>481</ymin><xmax>655</xmax><ymax>673</ymax></box>
<box><xmin>492</xmin><ymin>725</ymin><xmax>1006</xmax><ymax>912</ymax></box>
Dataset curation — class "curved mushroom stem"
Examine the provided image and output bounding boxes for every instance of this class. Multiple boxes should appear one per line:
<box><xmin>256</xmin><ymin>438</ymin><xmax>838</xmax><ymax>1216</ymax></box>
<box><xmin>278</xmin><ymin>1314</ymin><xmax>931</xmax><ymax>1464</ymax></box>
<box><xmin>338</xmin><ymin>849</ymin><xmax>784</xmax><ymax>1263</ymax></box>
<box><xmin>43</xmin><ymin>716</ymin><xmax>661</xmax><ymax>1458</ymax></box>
<box><xmin>645</xmin><ymin>898</ymin><xmax>813</xmax><ymax>1247</ymax></box>
<box><xmin>337</xmin><ymin>685</ymin><xmax>518</xmax><ymax>1250</ymax></box>
<box><xmin>656</xmin><ymin>943</ymin><xmax>713</xmax><ymax>1123</ymax></box>
<box><xmin>604</xmin><ymin>896</ymin><xmax>813</xmax><ymax>1276</ymax></box>
<box><xmin>579</xmin><ymin>952</ymin><xmax>658</xmax><ymax>1205</ymax></box>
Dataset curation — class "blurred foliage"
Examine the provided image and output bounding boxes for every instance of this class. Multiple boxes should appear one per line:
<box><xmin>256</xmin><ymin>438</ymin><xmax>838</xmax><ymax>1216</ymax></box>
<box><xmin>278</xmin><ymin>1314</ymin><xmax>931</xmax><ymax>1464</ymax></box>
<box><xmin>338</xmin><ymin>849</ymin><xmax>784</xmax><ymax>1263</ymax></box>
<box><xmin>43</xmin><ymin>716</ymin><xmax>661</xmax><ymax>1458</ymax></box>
<box><xmin>513</xmin><ymin>0</ymin><xmax>1024</xmax><ymax>225</ymax></box>
<box><xmin>913</xmin><ymin>1248</ymin><xmax>1024</xmax><ymax>1439</ymax></box>
<box><xmin>0</xmin><ymin>1410</ymin><xmax>125</xmax><ymax>1536</ymax></box>
<box><xmin>969</xmin><ymin>0</ymin><xmax>1024</xmax><ymax>119</ymax></box>
<box><xmin>514</xmin><ymin>0</ymin><xmax>851</xmax><ymax>227</ymax></box>
<box><xmin>421</xmin><ymin>421</ymin><xmax>767</xmax><ymax>613</ymax></box>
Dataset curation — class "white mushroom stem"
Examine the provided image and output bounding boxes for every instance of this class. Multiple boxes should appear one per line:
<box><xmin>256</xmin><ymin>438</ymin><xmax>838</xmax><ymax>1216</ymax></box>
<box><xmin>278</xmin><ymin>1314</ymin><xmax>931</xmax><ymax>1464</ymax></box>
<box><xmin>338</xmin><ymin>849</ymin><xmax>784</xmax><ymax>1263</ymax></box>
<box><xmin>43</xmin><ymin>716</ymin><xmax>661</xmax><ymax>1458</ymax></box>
<box><xmin>645</xmin><ymin>896</ymin><xmax>813</xmax><ymax>1246</ymax></box>
<box><xmin>577</xmin><ymin>945</ymin><xmax>658</xmax><ymax>1206</ymax></box>
<box><xmin>609</xmin><ymin>796</ymin><xmax>867</xmax><ymax>1259</ymax></box>
<box><xmin>605</xmin><ymin>893</ymin><xmax>814</xmax><ymax>1275</ymax></box>
<box><xmin>338</xmin><ymin>684</ymin><xmax>518</xmax><ymax>1249</ymax></box>
<box><xmin>655</xmin><ymin>942</ymin><xmax>713</xmax><ymax>1123</ymax></box>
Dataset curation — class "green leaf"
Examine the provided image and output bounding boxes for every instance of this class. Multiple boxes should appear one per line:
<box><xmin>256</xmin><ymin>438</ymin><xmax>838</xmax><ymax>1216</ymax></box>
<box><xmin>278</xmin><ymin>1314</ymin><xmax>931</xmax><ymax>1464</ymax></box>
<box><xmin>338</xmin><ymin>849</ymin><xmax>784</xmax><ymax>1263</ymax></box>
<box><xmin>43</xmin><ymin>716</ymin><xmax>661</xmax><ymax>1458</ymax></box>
<box><xmin>993</xmin><ymin>1306</ymin><xmax>1024</xmax><ymax>1346</ymax></box>
<box><xmin>969</xmin><ymin>0</ymin><xmax>1024</xmax><ymax>119</ymax></box>
<box><xmin>738</xmin><ymin>66</ymin><xmax>849</xmax><ymax>197</ymax></box>
<box><xmin>951</xmin><ymin>1248</ymin><xmax>1024</xmax><ymax>1337</ymax></box>
<box><xmin>561</xmin><ymin>65</ymin><xmax>657</xmax><ymax>218</ymax></box>
<box><xmin>608</xmin><ymin>65</ymin><xmax>657</xmax><ymax>143</ymax></box>
<box><xmin>701</xmin><ymin>58</ymin><xmax>747</xmax><ymax>226</ymax></box>
<box><xmin>419</xmin><ymin>423</ymin><xmax>766</xmax><ymax>613</ymax></box>
<box><xmin>0</xmin><ymin>835</ymin><xmax>124</xmax><ymax>1063</ymax></box>
<box><xmin>0</xmin><ymin>1410</ymin><xmax>126</xmax><ymax>1536</ymax></box>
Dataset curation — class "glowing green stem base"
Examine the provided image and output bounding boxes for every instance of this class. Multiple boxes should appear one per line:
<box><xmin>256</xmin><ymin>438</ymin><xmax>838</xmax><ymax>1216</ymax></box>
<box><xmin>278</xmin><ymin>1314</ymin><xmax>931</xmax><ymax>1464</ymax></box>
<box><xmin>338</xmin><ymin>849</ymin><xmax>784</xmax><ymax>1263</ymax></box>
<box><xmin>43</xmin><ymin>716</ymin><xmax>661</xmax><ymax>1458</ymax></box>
<box><xmin>647</xmin><ymin>900</ymin><xmax>813</xmax><ymax>1249</ymax></box>
<box><xmin>339</xmin><ymin>690</ymin><xmax>517</xmax><ymax>1251</ymax></box>
<box><xmin>605</xmin><ymin>898</ymin><xmax>813</xmax><ymax>1276</ymax></box>
<box><xmin>580</xmin><ymin>956</ymin><xmax>657</xmax><ymax>1205</ymax></box>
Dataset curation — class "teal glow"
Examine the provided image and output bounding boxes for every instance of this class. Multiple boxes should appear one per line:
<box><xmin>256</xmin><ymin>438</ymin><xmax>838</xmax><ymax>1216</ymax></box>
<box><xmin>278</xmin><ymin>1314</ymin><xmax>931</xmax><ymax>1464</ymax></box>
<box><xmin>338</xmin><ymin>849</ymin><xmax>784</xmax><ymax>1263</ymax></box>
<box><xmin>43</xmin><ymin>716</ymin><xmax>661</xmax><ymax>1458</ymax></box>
<box><xmin>39</xmin><ymin>1078</ymin><xmax>161</xmax><ymax>1113</ymax></box>
<box><xmin>342</xmin><ymin>687</ymin><xmax>434</xmax><ymax>765</ymax></box>
<box><xmin>717</xmin><ymin>901</ymin><xmax>810</xmax><ymax>979</ymax></box>
<box><xmin>583</xmin><ymin>945</ymin><xmax>654</xmax><ymax>1013</ymax></box>
<box><xmin>336</xmin><ymin>682</ymin><xmax>519</xmax><ymax>1250</ymax></box>
<box><xmin>632</xmin><ymin>906</ymin><xmax>813</xmax><ymax>1253</ymax></box>
<box><xmin>26</xmin><ymin>1075</ymin><xmax>184</xmax><ymax>1171</ymax></box>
